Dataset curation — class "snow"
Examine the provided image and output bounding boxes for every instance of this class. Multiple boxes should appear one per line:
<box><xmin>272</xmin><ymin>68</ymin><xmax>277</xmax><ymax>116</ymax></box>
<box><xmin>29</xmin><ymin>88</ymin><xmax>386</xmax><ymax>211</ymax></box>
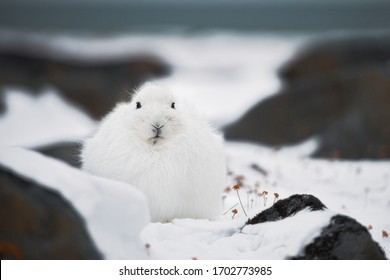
<box><xmin>230</xmin><ymin>141</ymin><xmax>390</xmax><ymax>255</ymax></box>
<box><xmin>0</xmin><ymin>32</ymin><xmax>389</xmax><ymax>259</ymax></box>
<box><xmin>0</xmin><ymin>147</ymin><xmax>150</xmax><ymax>259</ymax></box>
<box><xmin>141</xmin><ymin>210</ymin><xmax>335</xmax><ymax>260</ymax></box>
<box><xmin>0</xmin><ymin>87</ymin><xmax>96</xmax><ymax>148</ymax></box>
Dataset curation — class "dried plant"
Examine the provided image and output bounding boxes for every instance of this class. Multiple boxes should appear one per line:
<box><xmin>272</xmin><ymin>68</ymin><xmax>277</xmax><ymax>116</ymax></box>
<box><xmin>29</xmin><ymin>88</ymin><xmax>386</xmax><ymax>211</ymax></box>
<box><xmin>367</xmin><ymin>225</ymin><xmax>373</xmax><ymax>230</ymax></box>
<box><xmin>273</xmin><ymin>192</ymin><xmax>279</xmax><ymax>204</ymax></box>
<box><xmin>223</xmin><ymin>203</ymin><xmax>239</xmax><ymax>215</ymax></box>
<box><xmin>262</xmin><ymin>191</ymin><xmax>268</xmax><ymax>207</ymax></box>
<box><xmin>247</xmin><ymin>190</ymin><xmax>253</xmax><ymax>212</ymax></box>
<box><xmin>233</xmin><ymin>184</ymin><xmax>248</xmax><ymax>217</ymax></box>
<box><xmin>235</xmin><ymin>175</ymin><xmax>245</xmax><ymax>187</ymax></box>
<box><xmin>235</xmin><ymin>175</ymin><xmax>245</xmax><ymax>181</ymax></box>
<box><xmin>231</xmin><ymin>209</ymin><xmax>238</xmax><ymax>219</ymax></box>
<box><xmin>382</xmin><ymin>230</ymin><xmax>389</xmax><ymax>238</ymax></box>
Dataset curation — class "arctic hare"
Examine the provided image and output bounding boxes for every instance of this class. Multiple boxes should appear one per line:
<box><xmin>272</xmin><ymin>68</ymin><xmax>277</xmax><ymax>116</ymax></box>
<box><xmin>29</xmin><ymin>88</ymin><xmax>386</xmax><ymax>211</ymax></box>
<box><xmin>81</xmin><ymin>83</ymin><xmax>226</xmax><ymax>222</ymax></box>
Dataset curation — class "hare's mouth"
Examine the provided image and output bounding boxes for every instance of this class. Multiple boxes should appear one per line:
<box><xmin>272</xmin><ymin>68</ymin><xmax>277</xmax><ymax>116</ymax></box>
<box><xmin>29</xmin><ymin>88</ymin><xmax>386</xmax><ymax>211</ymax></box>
<box><xmin>148</xmin><ymin>135</ymin><xmax>164</xmax><ymax>145</ymax></box>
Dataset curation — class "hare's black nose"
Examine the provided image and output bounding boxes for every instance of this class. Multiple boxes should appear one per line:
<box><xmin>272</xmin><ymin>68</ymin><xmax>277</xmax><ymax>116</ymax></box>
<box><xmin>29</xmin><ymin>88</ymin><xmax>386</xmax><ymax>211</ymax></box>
<box><xmin>152</xmin><ymin>123</ymin><xmax>164</xmax><ymax>136</ymax></box>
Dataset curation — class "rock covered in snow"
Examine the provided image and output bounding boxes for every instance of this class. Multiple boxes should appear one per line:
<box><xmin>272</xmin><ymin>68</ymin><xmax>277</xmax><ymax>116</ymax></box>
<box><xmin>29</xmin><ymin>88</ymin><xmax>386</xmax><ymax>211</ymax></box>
<box><xmin>0</xmin><ymin>147</ymin><xmax>150</xmax><ymax>259</ymax></box>
<box><xmin>247</xmin><ymin>194</ymin><xmax>327</xmax><ymax>225</ymax></box>
<box><xmin>292</xmin><ymin>214</ymin><xmax>387</xmax><ymax>260</ymax></box>
<box><xmin>0</xmin><ymin>164</ymin><xmax>101</xmax><ymax>259</ymax></box>
<box><xmin>246</xmin><ymin>194</ymin><xmax>386</xmax><ymax>260</ymax></box>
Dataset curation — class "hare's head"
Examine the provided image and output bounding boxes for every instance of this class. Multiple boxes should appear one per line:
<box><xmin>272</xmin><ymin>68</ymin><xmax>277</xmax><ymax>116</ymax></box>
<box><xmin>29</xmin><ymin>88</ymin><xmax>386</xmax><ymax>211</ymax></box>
<box><xmin>124</xmin><ymin>83</ymin><xmax>186</xmax><ymax>147</ymax></box>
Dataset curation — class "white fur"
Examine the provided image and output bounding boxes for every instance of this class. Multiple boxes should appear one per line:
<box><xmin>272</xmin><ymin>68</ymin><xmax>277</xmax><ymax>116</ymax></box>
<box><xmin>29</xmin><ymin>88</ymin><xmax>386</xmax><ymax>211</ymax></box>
<box><xmin>80</xmin><ymin>83</ymin><xmax>226</xmax><ymax>222</ymax></box>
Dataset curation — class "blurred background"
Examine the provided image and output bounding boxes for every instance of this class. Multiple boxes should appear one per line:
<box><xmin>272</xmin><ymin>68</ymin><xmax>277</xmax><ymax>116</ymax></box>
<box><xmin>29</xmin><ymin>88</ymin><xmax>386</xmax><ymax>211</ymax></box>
<box><xmin>0</xmin><ymin>0</ymin><xmax>390</xmax><ymax>162</ymax></box>
<box><xmin>1</xmin><ymin>0</ymin><xmax>390</xmax><ymax>260</ymax></box>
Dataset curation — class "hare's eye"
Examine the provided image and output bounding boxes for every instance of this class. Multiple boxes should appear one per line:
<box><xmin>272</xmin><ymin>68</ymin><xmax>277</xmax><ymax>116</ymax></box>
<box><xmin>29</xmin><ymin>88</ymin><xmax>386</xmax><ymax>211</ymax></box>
<box><xmin>171</xmin><ymin>102</ymin><xmax>175</xmax><ymax>109</ymax></box>
<box><xmin>136</xmin><ymin>102</ymin><xmax>142</xmax><ymax>109</ymax></box>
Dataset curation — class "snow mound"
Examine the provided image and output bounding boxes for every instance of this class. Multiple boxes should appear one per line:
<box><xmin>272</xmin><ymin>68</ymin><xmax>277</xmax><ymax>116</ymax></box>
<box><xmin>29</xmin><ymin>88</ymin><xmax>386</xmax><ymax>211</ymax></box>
<box><xmin>141</xmin><ymin>210</ymin><xmax>334</xmax><ymax>260</ymax></box>
<box><xmin>0</xmin><ymin>147</ymin><xmax>150</xmax><ymax>259</ymax></box>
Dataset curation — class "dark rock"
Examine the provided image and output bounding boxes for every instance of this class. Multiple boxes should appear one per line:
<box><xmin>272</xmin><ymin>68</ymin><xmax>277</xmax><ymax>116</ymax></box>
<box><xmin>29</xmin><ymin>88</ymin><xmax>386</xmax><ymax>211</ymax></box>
<box><xmin>0</xmin><ymin>164</ymin><xmax>101</xmax><ymax>259</ymax></box>
<box><xmin>0</xmin><ymin>44</ymin><xmax>170</xmax><ymax>118</ymax></box>
<box><xmin>224</xmin><ymin>35</ymin><xmax>390</xmax><ymax>159</ymax></box>
<box><xmin>291</xmin><ymin>214</ymin><xmax>387</xmax><ymax>260</ymax></box>
<box><xmin>246</xmin><ymin>194</ymin><xmax>386</xmax><ymax>259</ymax></box>
<box><xmin>246</xmin><ymin>194</ymin><xmax>327</xmax><ymax>225</ymax></box>
<box><xmin>35</xmin><ymin>142</ymin><xmax>82</xmax><ymax>168</ymax></box>
<box><xmin>0</xmin><ymin>88</ymin><xmax>4</xmax><ymax>114</ymax></box>
<box><xmin>280</xmin><ymin>36</ymin><xmax>390</xmax><ymax>84</ymax></box>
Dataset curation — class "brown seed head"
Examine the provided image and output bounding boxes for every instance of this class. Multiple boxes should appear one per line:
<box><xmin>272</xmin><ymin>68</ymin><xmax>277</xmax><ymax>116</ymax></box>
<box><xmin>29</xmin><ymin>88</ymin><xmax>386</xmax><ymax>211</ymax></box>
<box><xmin>382</xmin><ymin>230</ymin><xmax>389</xmax><ymax>238</ymax></box>
<box><xmin>233</xmin><ymin>184</ymin><xmax>241</xmax><ymax>191</ymax></box>
<box><xmin>232</xmin><ymin>209</ymin><xmax>238</xmax><ymax>214</ymax></box>
<box><xmin>367</xmin><ymin>225</ymin><xmax>373</xmax><ymax>230</ymax></box>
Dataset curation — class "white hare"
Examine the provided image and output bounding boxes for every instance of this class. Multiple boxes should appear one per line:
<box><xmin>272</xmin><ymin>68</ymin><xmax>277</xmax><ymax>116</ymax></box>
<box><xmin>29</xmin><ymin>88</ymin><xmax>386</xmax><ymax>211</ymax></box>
<box><xmin>81</xmin><ymin>83</ymin><xmax>226</xmax><ymax>222</ymax></box>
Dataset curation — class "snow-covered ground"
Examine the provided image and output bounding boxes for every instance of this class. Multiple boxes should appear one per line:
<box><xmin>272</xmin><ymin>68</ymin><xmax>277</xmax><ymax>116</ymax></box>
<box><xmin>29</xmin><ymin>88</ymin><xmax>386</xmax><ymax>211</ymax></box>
<box><xmin>0</xmin><ymin>147</ymin><xmax>149</xmax><ymax>259</ymax></box>
<box><xmin>0</xmin><ymin>33</ymin><xmax>389</xmax><ymax>259</ymax></box>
